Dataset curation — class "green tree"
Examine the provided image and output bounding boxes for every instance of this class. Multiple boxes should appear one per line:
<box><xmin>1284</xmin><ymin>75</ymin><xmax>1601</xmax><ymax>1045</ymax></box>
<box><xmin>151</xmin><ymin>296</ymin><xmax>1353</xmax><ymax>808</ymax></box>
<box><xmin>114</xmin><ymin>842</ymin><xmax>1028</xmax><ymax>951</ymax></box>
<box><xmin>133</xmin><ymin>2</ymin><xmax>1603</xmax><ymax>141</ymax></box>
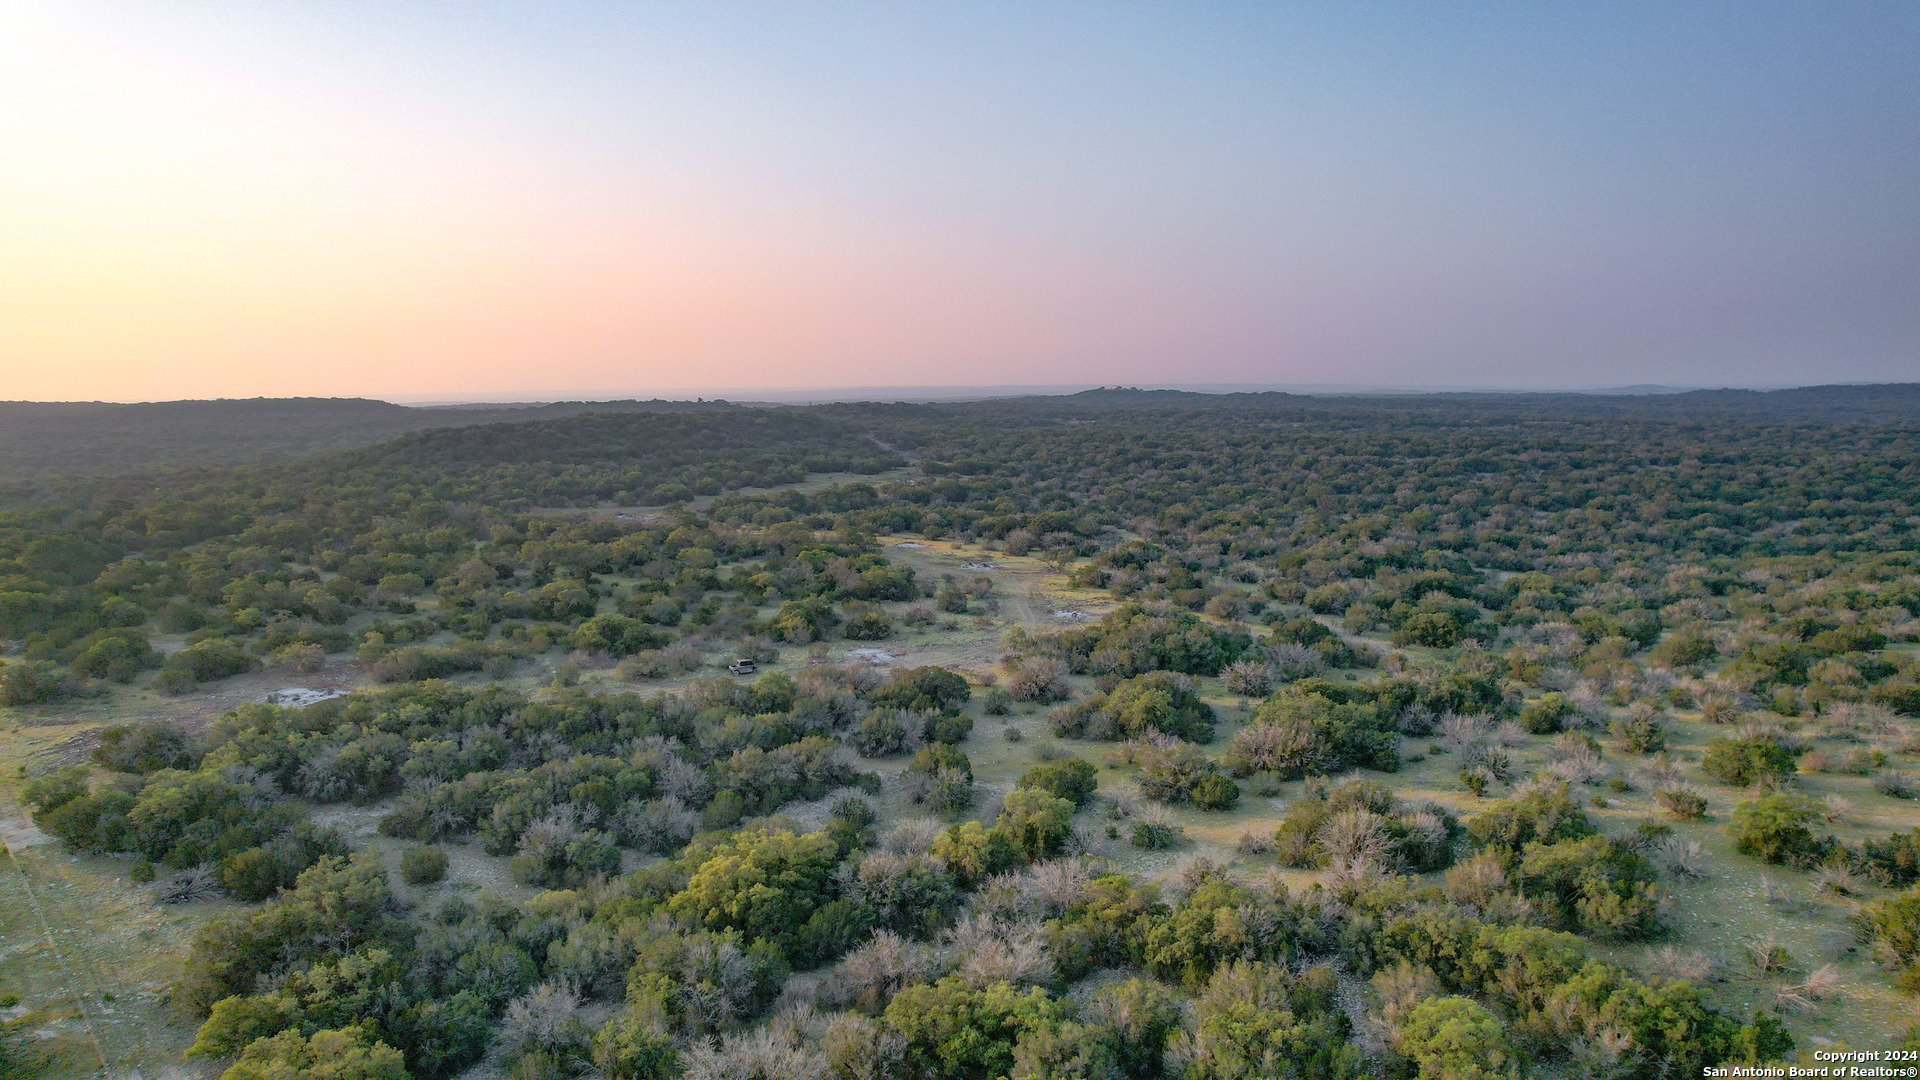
<box><xmin>667</xmin><ymin>827</ymin><xmax>841</xmax><ymax>961</ymax></box>
<box><xmin>885</xmin><ymin>977</ymin><xmax>1066</xmax><ymax>1080</ymax></box>
<box><xmin>997</xmin><ymin>789</ymin><xmax>1076</xmax><ymax>862</ymax></box>
<box><xmin>1102</xmin><ymin>672</ymin><xmax>1216</xmax><ymax>742</ymax></box>
<box><xmin>1519</xmin><ymin>692</ymin><xmax>1577</xmax><ymax>735</ymax></box>
<box><xmin>1174</xmin><ymin>961</ymin><xmax>1363</xmax><ymax>1080</ymax></box>
<box><xmin>1084</xmin><ymin>978</ymin><xmax>1183</xmax><ymax>1080</ymax></box>
<box><xmin>927</xmin><ymin>822</ymin><xmax>1020</xmax><ymax>888</ymax></box>
<box><xmin>1011</xmin><ymin>1021</ymin><xmax>1121</xmax><ymax>1080</ymax></box>
<box><xmin>1398</xmin><ymin>996</ymin><xmax>1513</xmax><ymax>1080</ymax></box>
<box><xmin>178</xmin><ymin>855</ymin><xmax>403</xmax><ymax>1013</ymax></box>
<box><xmin>871</xmin><ymin>666</ymin><xmax>973</xmax><ymax>712</ymax></box>
<box><xmin>590</xmin><ymin>1007</ymin><xmax>677</xmax><ymax>1080</ymax></box>
<box><xmin>219</xmin><ymin>1027</ymin><xmax>409</xmax><ymax>1080</ymax></box>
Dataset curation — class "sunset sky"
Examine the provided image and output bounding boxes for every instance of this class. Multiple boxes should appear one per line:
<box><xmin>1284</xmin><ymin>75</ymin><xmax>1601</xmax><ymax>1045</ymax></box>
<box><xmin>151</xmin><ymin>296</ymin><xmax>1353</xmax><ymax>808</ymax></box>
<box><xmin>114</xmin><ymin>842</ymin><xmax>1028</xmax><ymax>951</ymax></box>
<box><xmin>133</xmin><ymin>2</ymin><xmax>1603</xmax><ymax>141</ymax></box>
<box><xmin>3</xmin><ymin>2</ymin><xmax>1916</xmax><ymax>401</ymax></box>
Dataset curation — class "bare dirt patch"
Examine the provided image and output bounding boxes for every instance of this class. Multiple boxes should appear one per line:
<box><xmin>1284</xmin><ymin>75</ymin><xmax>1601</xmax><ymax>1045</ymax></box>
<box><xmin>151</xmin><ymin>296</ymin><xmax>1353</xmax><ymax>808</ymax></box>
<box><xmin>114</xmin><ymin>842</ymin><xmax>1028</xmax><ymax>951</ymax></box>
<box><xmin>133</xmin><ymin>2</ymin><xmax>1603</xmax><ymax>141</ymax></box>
<box><xmin>261</xmin><ymin>687</ymin><xmax>351</xmax><ymax>708</ymax></box>
<box><xmin>0</xmin><ymin>815</ymin><xmax>52</xmax><ymax>849</ymax></box>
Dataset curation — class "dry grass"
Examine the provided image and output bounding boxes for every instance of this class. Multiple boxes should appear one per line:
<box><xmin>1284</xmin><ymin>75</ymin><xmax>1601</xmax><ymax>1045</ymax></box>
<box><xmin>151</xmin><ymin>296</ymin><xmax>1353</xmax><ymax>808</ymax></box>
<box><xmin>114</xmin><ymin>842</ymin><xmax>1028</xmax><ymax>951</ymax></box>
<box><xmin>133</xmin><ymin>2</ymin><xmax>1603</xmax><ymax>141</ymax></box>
<box><xmin>0</xmin><ymin>842</ymin><xmax>224</xmax><ymax>1080</ymax></box>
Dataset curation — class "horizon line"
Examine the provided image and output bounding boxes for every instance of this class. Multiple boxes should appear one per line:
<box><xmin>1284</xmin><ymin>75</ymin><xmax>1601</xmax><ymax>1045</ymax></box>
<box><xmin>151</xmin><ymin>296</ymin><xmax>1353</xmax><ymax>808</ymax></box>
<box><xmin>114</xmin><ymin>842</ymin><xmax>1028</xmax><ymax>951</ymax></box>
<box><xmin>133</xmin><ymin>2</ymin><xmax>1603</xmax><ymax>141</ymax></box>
<box><xmin>385</xmin><ymin>379</ymin><xmax>1835</xmax><ymax>407</ymax></box>
<box><xmin>5</xmin><ymin>379</ymin><xmax>1899</xmax><ymax>408</ymax></box>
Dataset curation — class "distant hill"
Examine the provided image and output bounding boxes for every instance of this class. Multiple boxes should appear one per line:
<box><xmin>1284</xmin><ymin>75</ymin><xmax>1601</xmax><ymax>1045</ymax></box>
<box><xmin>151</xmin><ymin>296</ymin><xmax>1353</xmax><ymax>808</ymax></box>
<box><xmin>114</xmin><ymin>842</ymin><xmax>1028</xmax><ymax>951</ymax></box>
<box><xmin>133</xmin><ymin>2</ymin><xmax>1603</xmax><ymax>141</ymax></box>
<box><xmin>1043</xmin><ymin>383</ymin><xmax>1920</xmax><ymax>421</ymax></box>
<box><xmin>2</xmin><ymin>383</ymin><xmax>1914</xmax><ymax>480</ymax></box>
<box><xmin>0</xmin><ymin>396</ymin><xmax>743</xmax><ymax>477</ymax></box>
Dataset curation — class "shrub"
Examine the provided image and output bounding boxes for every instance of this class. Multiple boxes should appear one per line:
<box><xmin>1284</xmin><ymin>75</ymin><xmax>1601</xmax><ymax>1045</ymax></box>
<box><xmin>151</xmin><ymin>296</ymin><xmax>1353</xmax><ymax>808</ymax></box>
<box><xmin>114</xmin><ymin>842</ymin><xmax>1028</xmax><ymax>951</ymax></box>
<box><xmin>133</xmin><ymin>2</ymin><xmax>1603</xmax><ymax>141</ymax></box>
<box><xmin>160</xmin><ymin>640</ymin><xmax>260</xmax><ymax>690</ymax></box>
<box><xmin>21</xmin><ymin>765</ymin><xmax>89</xmax><ymax>814</ymax></box>
<box><xmin>1702</xmin><ymin>737</ymin><xmax>1797</xmax><ymax>787</ymax></box>
<box><xmin>1514</xmin><ymin>834</ymin><xmax>1663</xmax><ymax>939</ymax></box>
<box><xmin>1131</xmin><ymin>814</ymin><xmax>1183</xmax><ymax>850</ymax></box>
<box><xmin>1236</xmin><ymin>831</ymin><xmax>1275</xmax><ymax>856</ymax></box>
<box><xmin>369</xmin><ymin>644</ymin><xmax>486</xmax><ymax>684</ymax></box>
<box><xmin>1018</xmin><ymin>758</ymin><xmax>1098</xmax><ymax>807</ymax></box>
<box><xmin>1392</xmin><ymin>608</ymin><xmax>1475</xmax><ymax>649</ymax></box>
<box><xmin>1730</xmin><ymin>795</ymin><xmax>1828</xmax><ymax>866</ymax></box>
<box><xmin>215</xmin><ymin>825</ymin><xmax>352</xmax><ymax>901</ymax></box>
<box><xmin>1273</xmin><ymin>782</ymin><xmax>1458</xmax><ymax>872</ymax></box>
<box><xmin>1398</xmin><ymin>996</ymin><xmax>1514</xmax><ymax>1080</ymax></box>
<box><xmin>221</xmin><ymin>1027</ymin><xmax>409</xmax><ymax>1080</ymax></box>
<box><xmin>1467</xmin><ymin>784</ymin><xmax>1594</xmax><ymax>856</ymax></box>
<box><xmin>275</xmin><ymin>643</ymin><xmax>326</xmax><ymax>673</ymax></box>
<box><xmin>1048</xmin><ymin>604</ymin><xmax>1251</xmax><ymax>677</ymax></box>
<box><xmin>850</xmin><ymin>712</ymin><xmax>913</xmax><ymax>757</ymax></box>
<box><xmin>1177</xmin><ymin>961</ymin><xmax>1361</xmax><ymax>1077</ymax></box>
<box><xmin>92</xmin><ymin>722</ymin><xmax>198</xmax><ymax>774</ymax></box>
<box><xmin>772</xmin><ymin>598</ymin><xmax>839</xmax><ymax>643</ymax></box>
<box><xmin>179</xmin><ymin>855</ymin><xmax>442</xmax><ymax>1015</ymax></box>
<box><xmin>501</xmin><ymin>982</ymin><xmax>591</xmax><ymax>1074</ymax></box>
<box><xmin>885</xmin><ymin>977</ymin><xmax>1065</xmax><ymax>1080</ymax></box>
<box><xmin>1879</xmin><ymin>771</ymin><xmax>1919</xmax><ymax>800</ymax></box>
<box><xmin>570</xmin><ymin>614</ymin><xmax>664</xmax><ymax>656</ymax></box>
<box><xmin>927</xmin><ymin>821</ymin><xmax>1020</xmax><ymax>888</ymax></box>
<box><xmin>0</xmin><ymin>660</ymin><xmax>86</xmax><ymax>705</ymax></box>
<box><xmin>1069</xmin><ymin>563</ymin><xmax>1110</xmax><ymax>589</ymax></box>
<box><xmin>1006</xmin><ymin>656</ymin><xmax>1072</xmax><ymax>703</ymax></box>
<box><xmin>1304</xmin><ymin>584</ymin><xmax>1352</xmax><ymax>615</ymax></box>
<box><xmin>667</xmin><ymin>826</ymin><xmax>842</xmax><ymax>963</ymax></box>
<box><xmin>616</xmin><ymin>651</ymin><xmax>668</xmax><ymax>680</ymax></box>
<box><xmin>71</xmin><ymin>629</ymin><xmax>159</xmax><ymax>682</ymax></box>
<box><xmin>1650</xmin><ymin>627</ymin><xmax>1719</xmax><ymax>668</ymax></box>
<box><xmin>592</xmin><ymin>1006</ymin><xmax>678</xmax><ymax>1080</ymax></box>
<box><xmin>1655</xmin><ymin>786</ymin><xmax>1709</xmax><ymax>820</ymax></box>
<box><xmin>1223</xmin><ymin>688</ymin><xmax>1398</xmax><ymax>778</ymax></box>
<box><xmin>906</xmin><ymin>744</ymin><xmax>974</xmax><ymax>816</ymax></box>
<box><xmin>1610</xmin><ymin>708</ymin><xmax>1669</xmax><ymax>754</ymax></box>
<box><xmin>871</xmin><ymin>666</ymin><xmax>972</xmax><ymax>712</ymax></box>
<box><xmin>1221</xmin><ymin>659</ymin><xmax>1273</xmax><ymax>698</ymax></box>
<box><xmin>509</xmin><ymin>814</ymin><xmax>621</xmax><ymax>889</ymax></box>
<box><xmin>157</xmin><ymin>865</ymin><xmax>222</xmax><ymax>904</ymax></box>
<box><xmin>402</xmin><ymin>846</ymin><xmax>450</xmax><ymax>885</ymax></box>
<box><xmin>1519</xmin><ymin>692</ymin><xmax>1578</xmax><ymax>735</ymax></box>
<box><xmin>1871</xmin><ymin>681</ymin><xmax>1920</xmax><ymax>718</ymax></box>
<box><xmin>1098</xmin><ymin>672</ymin><xmax>1216</xmax><ymax>742</ymax></box>
<box><xmin>998</xmin><ymin>789</ymin><xmax>1076</xmax><ymax>861</ymax></box>
<box><xmin>1052</xmin><ymin>673</ymin><xmax>1220</xmax><ymax>743</ymax></box>
<box><xmin>841</xmin><ymin>606</ymin><xmax>895</xmax><ymax>640</ymax></box>
<box><xmin>1129</xmin><ymin>740</ymin><xmax>1233</xmax><ymax>808</ymax></box>
<box><xmin>1857</xmin><ymin>829</ymin><xmax>1920</xmax><ymax>888</ymax></box>
<box><xmin>923</xmin><ymin>711</ymin><xmax>974</xmax><ymax>746</ymax></box>
<box><xmin>1863</xmin><ymin>888</ymin><xmax>1920</xmax><ymax>994</ymax></box>
<box><xmin>1188</xmin><ymin>774</ymin><xmax>1240</xmax><ymax>811</ymax></box>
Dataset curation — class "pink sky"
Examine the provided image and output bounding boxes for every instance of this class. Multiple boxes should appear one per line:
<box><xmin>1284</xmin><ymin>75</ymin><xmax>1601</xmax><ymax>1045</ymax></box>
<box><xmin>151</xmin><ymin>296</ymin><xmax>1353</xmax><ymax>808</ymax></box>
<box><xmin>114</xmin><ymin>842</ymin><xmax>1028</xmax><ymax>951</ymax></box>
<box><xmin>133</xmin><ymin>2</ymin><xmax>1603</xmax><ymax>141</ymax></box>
<box><xmin>4</xmin><ymin>3</ymin><xmax>1915</xmax><ymax>401</ymax></box>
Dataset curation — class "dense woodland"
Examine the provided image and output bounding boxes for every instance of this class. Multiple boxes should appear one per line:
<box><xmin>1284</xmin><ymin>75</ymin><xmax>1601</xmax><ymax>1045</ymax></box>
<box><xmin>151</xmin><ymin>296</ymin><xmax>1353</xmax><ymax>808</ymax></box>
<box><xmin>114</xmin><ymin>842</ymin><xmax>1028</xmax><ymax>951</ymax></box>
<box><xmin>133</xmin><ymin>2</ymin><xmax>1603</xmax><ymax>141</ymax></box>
<box><xmin>5</xmin><ymin>386</ymin><xmax>1920</xmax><ymax>1080</ymax></box>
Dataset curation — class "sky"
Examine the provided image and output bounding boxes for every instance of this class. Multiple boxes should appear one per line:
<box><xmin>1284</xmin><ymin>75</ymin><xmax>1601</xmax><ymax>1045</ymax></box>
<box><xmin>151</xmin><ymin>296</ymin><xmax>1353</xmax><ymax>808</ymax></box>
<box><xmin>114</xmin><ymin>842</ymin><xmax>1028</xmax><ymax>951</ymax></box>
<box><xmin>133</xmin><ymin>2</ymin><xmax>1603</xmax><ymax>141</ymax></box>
<box><xmin>2</xmin><ymin>2</ymin><xmax>1917</xmax><ymax>402</ymax></box>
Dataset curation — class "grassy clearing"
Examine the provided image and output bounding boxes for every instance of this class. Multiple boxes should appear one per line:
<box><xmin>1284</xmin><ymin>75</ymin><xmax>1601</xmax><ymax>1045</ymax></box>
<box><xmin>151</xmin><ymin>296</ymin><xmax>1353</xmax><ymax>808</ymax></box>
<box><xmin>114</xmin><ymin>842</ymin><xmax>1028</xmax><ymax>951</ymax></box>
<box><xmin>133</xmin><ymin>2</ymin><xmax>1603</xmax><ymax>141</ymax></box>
<box><xmin>0</xmin><ymin>840</ymin><xmax>224</xmax><ymax>1080</ymax></box>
